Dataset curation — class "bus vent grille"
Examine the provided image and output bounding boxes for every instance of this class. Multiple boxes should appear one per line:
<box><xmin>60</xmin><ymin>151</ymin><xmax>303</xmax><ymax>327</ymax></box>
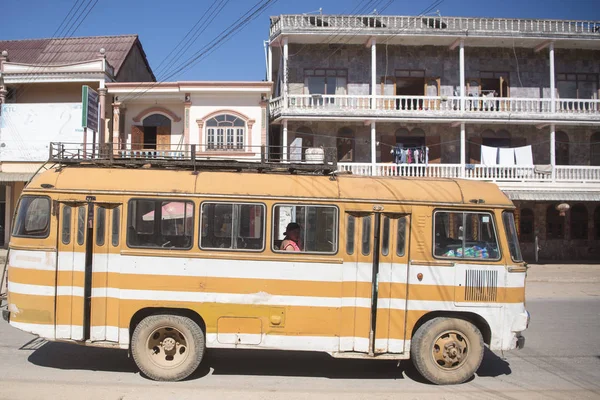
<box><xmin>464</xmin><ymin>270</ymin><xmax>498</xmax><ymax>302</ymax></box>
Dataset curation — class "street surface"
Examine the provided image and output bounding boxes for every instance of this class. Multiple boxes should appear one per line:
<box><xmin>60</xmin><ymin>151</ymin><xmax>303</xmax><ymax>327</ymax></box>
<box><xmin>1</xmin><ymin>264</ymin><xmax>599</xmax><ymax>400</ymax></box>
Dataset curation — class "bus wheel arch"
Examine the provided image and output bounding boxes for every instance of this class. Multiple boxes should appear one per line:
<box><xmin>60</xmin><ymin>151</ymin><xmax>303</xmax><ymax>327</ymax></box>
<box><xmin>411</xmin><ymin>311</ymin><xmax>491</xmax><ymax>346</ymax></box>
<box><xmin>129</xmin><ymin>307</ymin><xmax>207</xmax><ymax>345</ymax></box>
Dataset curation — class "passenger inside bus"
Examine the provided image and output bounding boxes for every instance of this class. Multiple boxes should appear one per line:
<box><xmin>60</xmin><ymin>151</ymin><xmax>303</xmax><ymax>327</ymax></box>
<box><xmin>280</xmin><ymin>222</ymin><xmax>301</xmax><ymax>252</ymax></box>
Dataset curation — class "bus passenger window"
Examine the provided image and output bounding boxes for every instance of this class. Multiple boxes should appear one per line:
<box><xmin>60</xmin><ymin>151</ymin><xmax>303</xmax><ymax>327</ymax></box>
<box><xmin>381</xmin><ymin>216</ymin><xmax>390</xmax><ymax>256</ymax></box>
<box><xmin>112</xmin><ymin>207</ymin><xmax>120</xmax><ymax>247</ymax></box>
<box><xmin>200</xmin><ymin>202</ymin><xmax>265</xmax><ymax>251</ymax></box>
<box><xmin>77</xmin><ymin>206</ymin><xmax>85</xmax><ymax>245</ymax></box>
<box><xmin>346</xmin><ymin>215</ymin><xmax>355</xmax><ymax>255</ymax></box>
<box><xmin>272</xmin><ymin>204</ymin><xmax>338</xmax><ymax>254</ymax></box>
<box><xmin>361</xmin><ymin>216</ymin><xmax>371</xmax><ymax>256</ymax></box>
<box><xmin>96</xmin><ymin>208</ymin><xmax>106</xmax><ymax>246</ymax></box>
<box><xmin>434</xmin><ymin>211</ymin><xmax>499</xmax><ymax>260</ymax></box>
<box><xmin>396</xmin><ymin>216</ymin><xmax>406</xmax><ymax>256</ymax></box>
<box><xmin>62</xmin><ymin>206</ymin><xmax>72</xmax><ymax>245</ymax></box>
<box><xmin>127</xmin><ymin>199</ymin><xmax>194</xmax><ymax>250</ymax></box>
<box><xmin>12</xmin><ymin>196</ymin><xmax>51</xmax><ymax>238</ymax></box>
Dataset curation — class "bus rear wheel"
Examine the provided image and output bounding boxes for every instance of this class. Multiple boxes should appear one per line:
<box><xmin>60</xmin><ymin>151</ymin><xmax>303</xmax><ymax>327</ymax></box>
<box><xmin>131</xmin><ymin>314</ymin><xmax>205</xmax><ymax>381</ymax></box>
<box><xmin>411</xmin><ymin>317</ymin><xmax>484</xmax><ymax>385</ymax></box>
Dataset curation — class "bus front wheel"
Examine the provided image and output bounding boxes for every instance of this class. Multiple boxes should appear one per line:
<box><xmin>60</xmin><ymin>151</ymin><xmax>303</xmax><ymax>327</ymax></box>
<box><xmin>410</xmin><ymin>317</ymin><xmax>484</xmax><ymax>385</ymax></box>
<box><xmin>131</xmin><ymin>314</ymin><xmax>205</xmax><ymax>381</ymax></box>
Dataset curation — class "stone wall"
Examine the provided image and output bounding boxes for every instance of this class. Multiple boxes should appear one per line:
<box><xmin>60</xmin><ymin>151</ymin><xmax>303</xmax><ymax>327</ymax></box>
<box><xmin>514</xmin><ymin>201</ymin><xmax>600</xmax><ymax>262</ymax></box>
<box><xmin>286</xmin><ymin>43</ymin><xmax>600</xmax><ymax>99</ymax></box>
<box><xmin>286</xmin><ymin>120</ymin><xmax>600</xmax><ymax>165</ymax></box>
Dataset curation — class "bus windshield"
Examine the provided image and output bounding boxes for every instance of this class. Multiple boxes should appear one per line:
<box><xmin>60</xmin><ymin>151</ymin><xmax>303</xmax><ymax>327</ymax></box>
<box><xmin>503</xmin><ymin>211</ymin><xmax>523</xmax><ymax>262</ymax></box>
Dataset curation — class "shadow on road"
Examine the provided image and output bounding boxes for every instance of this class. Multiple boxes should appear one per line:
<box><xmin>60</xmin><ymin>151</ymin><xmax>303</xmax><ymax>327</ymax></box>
<box><xmin>27</xmin><ymin>342</ymin><xmax>511</xmax><ymax>382</ymax></box>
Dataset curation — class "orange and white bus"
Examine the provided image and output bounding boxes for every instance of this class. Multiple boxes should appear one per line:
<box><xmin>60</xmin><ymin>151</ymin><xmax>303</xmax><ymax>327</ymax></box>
<box><xmin>2</xmin><ymin>161</ymin><xmax>529</xmax><ymax>384</ymax></box>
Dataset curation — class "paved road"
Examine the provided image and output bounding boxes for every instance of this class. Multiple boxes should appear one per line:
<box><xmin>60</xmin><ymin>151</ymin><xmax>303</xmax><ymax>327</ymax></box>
<box><xmin>1</xmin><ymin>291</ymin><xmax>599</xmax><ymax>399</ymax></box>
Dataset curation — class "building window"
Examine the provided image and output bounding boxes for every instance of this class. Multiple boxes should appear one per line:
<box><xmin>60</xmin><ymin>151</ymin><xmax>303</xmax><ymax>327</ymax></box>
<box><xmin>570</xmin><ymin>204</ymin><xmax>588</xmax><ymax>240</ymax></box>
<box><xmin>337</xmin><ymin>127</ymin><xmax>355</xmax><ymax>162</ymax></box>
<box><xmin>519</xmin><ymin>208</ymin><xmax>535</xmax><ymax>242</ymax></box>
<box><xmin>556</xmin><ymin>73</ymin><xmax>598</xmax><ymax>99</ymax></box>
<box><xmin>555</xmin><ymin>131</ymin><xmax>570</xmax><ymax>166</ymax></box>
<box><xmin>206</xmin><ymin>114</ymin><xmax>246</xmax><ymax>151</ymax></box>
<box><xmin>591</xmin><ymin>132</ymin><xmax>600</xmax><ymax>167</ymax></box>
<box><xmin>595</xmin><ymin>206</ymin><xmax>600</xmax><ymax>240</ymax></box>
<box><xmin>304</xmin><ymin>68</ymin><xmax>347</xmax><ymax>96</ymax></box>
<box><xmin>546</xmin><ymin>205</ymin><xmax>564</xmax><ymax>239</ymax></box>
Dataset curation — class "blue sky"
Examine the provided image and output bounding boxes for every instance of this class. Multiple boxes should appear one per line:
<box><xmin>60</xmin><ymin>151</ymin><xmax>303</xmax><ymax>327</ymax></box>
<box><xmin>1</xmin><ymin>0</ymin><xmax>599</xmax><ymax>81</ymax></box>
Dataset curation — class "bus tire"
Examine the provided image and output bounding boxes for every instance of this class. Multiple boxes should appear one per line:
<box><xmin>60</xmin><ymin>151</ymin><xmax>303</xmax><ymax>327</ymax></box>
<box><xmin>131</xmin><ymin>314</ymin><xmax>205</xmax><ymax>381</ymax></box>
<box><xmin>410</xmin><ymin>317</ymin><xmax>484</xmax><ymax>385</ymax></box>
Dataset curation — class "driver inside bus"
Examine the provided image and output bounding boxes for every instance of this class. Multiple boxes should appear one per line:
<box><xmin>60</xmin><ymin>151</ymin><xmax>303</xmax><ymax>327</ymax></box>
<box><xmin>280</xmin><ymin>222</ymin><xmax>301</xmax><ymax>252</ymax></box>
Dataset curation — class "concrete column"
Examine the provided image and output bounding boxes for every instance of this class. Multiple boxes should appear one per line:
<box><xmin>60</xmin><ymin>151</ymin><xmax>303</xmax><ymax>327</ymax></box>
<box><xmin>282</xmin><ymin>119</ymin><xmax>288</xmax><ymax>161</ymax></box>
<box><xmin>550</xmin><ymin>124</ymin><xmax>556</xmax><ymax>181</ymax></box>
<box><xmin>459</xmin><ymin>39</ymin><xmax>465</xmax><ymax>111</ymax></box>
<box><xmin>184</xmin><ymin>95</ymin><xmax>192</xmax><ymax>145</ymax></box>
<box><xmin>371</xmin><ymin>38</ymin><xmax>377</xmax><ymax>110</ymax></box>
<box><xmin>111</xmin><ymin>102</ymin><xmax>120</xmax><ymax>152</ymax></box>
<box><xmin>267</xmin><ymin>44</ymin><xmax>273</xmax><ymax>82</ymax></box>
<box><xmin>549</xmin><ymin>42</ymin><xmax>556</xmax><ymax>113</ymax></box>
<box><xmin>460</xmin><ymin>123</ymin><xmax>466</xmax><ymax>177</ymax></box>
<box><xmin>98</xmin><ymin>87</ymin><xmax>107</xmax><ymax>147</ymax></box>
<box><xmin>370</xmin><ymin>121</ymin><xmax>377</xmax><ymax>174</ymax></box>
<box><xmin>4</xmin><ymin>184</ymin><xmax>11</xmax><ymax>248</ymax></box>
<box><xmin>282</xmin><ymin>37</ymin><xmax>288</xmax><ymax>108</ymax></box>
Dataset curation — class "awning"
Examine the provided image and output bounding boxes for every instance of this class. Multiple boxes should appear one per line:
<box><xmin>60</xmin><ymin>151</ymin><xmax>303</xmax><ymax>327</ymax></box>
<box><xmin>504</xmin><ymin>190</ymin><xmax>600</xmax><ymax>202</ymax></box>
<box><xmin>0</xmin><ymin>172</ymin><xmax>35</xmax><ymax>182</ymax></box>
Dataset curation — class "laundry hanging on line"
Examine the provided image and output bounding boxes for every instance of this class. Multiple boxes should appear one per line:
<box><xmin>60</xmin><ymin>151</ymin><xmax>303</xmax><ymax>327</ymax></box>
<box><xmin>479</xmin><ymin>145</ymin><xmax>533</xmax><ymax>166</ymax></box>
<box><xmin>391</xmin><ymin>145</ymin><xmax>429</xmax><ymax>165</ymax></box>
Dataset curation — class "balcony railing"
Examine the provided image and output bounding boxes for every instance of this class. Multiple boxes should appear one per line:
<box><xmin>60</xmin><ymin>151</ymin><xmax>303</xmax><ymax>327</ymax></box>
<box><xmin>337</xmin><ymin>162</ymin><xmax>600</xmax><ymax>184</ymax></box>
<box><xmin>270</xmin><ymin>95</ymin><xmax>600</xmax><ymax>119</ymax></box>
<box><xmin>270</xmin><ymin>15</ymin><xmax>600</xmax><ymax>39</ymax></box>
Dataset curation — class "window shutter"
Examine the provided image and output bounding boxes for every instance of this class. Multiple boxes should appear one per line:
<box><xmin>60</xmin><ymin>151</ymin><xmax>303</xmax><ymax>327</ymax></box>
<box><xmin>131</xmin><ymin>126</ymin><xmax>144</xmax><ymax>150</ymax></box>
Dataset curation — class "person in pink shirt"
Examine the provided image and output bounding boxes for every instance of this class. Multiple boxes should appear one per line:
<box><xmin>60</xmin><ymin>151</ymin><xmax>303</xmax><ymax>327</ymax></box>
<box><xmin>280</xmin><ymin>222</ymin><xmax>301</xmax><ymax>252</ymax></box>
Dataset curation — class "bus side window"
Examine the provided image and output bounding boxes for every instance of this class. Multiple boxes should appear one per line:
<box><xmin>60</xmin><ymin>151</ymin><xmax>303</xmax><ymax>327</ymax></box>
<box><xmin>434</xmin><ymin>210</ymin><xmax>500</xmax><ymax>260</ymax></box>
<box><xmin>96</xmin><ymin>208</ymin><xmax>106</xmax><ymax>246</ymax></box>
<box><xmin>397</xmin><ymin>216</ymin><xmax>406</xmax><ymax>256</ymax></box>
<box><xmin>381</xmin><ymin>216</ymin><xmax>390</xmax><ymax>256</ymax></box>
<box><xmin>272</xmin><ymin>204</ymin><xmax>338</xmax><ymax>254</ymax></box>
<box><xmin>77</xmin><ymin>206</ymin><xmax>85</xmax><ymax>245</ymax></box>
<box><xmin>346</xmin><ymin>215</ymin><xmax>355</xmax><ymax>255</ymax></box>
<box><xmin>200</xmin><ymin>202</ymin><xmax>265</xmax><ymax>251</ymax></box>
<box><xmin>62</xmin><ymin>205</ymin><xmax>72</xmax><ymax>245</ymax></box>
<box><xmin>361</xmin><ymin>216</ymin><xmax>371</xmax><ymax>256</ymax></box>
<box><xmin>112</xmin><ymin>207</ymin><xmax>120</xmax><ymax>247</ymax></box>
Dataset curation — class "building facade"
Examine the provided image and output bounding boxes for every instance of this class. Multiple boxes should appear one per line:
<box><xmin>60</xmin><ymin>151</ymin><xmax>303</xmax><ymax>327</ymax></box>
<box><xmin>106</xmin><ymin>81</ymin><xmax>271</xmax><ymax>160</ymax></box>
<box><xmin>0</xmin><ymin>35</ymin><xmax>156</xmax><ymax>245</ymax></box>
<box><xmin>267</xmin><ymin>15</ymin><xmax>600</xmax><ymax>261</ymax></box>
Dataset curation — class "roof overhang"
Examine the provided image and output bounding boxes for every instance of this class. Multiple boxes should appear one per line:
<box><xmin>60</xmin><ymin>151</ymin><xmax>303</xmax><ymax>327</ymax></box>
<box><xmin>504</xmin><ymin>190</ymin><xmax>600</xmax><ymax>202</ymax></box>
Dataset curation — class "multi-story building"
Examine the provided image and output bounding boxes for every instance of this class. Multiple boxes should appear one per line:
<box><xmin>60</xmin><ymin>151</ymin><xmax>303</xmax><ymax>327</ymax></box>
<box><xmin>267</xmin><ymin>14</ymin><xmax>600</xmax><ymax>261</ymax></box>
<box><xmin>0</xmin><ymin>35</ymin><xmax>155</xmax><ymax>245</ymax></box>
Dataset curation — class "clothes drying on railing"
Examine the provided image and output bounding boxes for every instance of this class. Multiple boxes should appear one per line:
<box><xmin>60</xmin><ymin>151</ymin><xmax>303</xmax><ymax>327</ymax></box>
<box><xmin>480</xmin><ymin>145</ymin><xmax>533</xmax><ymax>166</ymax></box>
<box><xmin>391</xmin><ymin>145</ymin><xmax>429</xmax><ymax>165</ymax></box>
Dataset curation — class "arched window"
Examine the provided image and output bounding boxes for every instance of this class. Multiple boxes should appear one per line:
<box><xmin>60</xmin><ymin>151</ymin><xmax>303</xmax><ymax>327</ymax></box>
<box><xmin>337</xmin><ymin>127</ymin><xmax>354</xmax><ymax>162</ymax></box>
<box><xmin>591</xmin><ymin>132</ymin><xmax>600</xmax><ymax>166</ymax></box>
<box><xmin>595</xmin><ymin>206</ymin><xmax>600</xmax><ymax>239</ymax></box>
<box><xmin>555</xmin><ymin>131</ymin><xmax>569</xmax><ymax>165</ymax></box>
<box><xmin>143</xmin><ymin>114</ymin><xmax>171</xmax><ymax>127</ymax></box>
<box><xmin>205</xmin><ymin>114</ymin><xmax>246</xmax><ymax>150</ymax></box>
<box><xmin>519</xmin><ymin>208</ymin><xmax>534</xmax><ymax>242</ymax></box>
<box><xmin>546</xmin><ymin>204</ymin><xmax>564</xmax><ymax>239</ymax></box>
<box><xmin>570</xmin><ymin>204</ymin><xmax>588</xmax><ymax>240</ymax></box>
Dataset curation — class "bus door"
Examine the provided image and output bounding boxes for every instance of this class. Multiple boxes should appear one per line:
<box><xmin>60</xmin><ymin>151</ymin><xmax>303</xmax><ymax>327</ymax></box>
<box><xmin>90</xmin><ymin>203</ymin><xmax>121</xmax><ymax>342</ymax></box>
<box><xmin>343</xmin><ymin>212</ymin><xmax>410</xmax><ymax>355</ymax></box>
<box><xmin>56</xmin><ymin>202</ymin><xmax>86</xmax><ymax>340</ymax></box>
<box><xmin>55</xmin><ymin>200</ymin><xmax>121</xmax><ymax>343</ymax></box>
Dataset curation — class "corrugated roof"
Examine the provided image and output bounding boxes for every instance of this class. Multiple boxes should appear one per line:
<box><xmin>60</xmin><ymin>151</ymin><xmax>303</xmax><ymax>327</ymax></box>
<box><xmin>0</xmin><ymin>35</ymin><xmax>154</xmax><ymax>79</ymax></box>
<box><xmin>504</xmin><ymin>190</ymin><xmax>600</xmax><ymax>201</ymax></box>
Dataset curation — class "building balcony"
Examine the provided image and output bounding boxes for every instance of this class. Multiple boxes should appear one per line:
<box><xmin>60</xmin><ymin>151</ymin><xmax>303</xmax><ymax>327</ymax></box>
<box><xmin>269</xmin><ymin>95</ymin><xmax>600</xmax><ymax>123</ymax></box>
<box><xmin>337</xmin><ymin>162</ymin><xmax>600</xmax><ymax>196</ymax></box>
<box><xmin>270</xmin><ymin>15</ymin><xmax>600</xmax><ymax>42</ymax></box>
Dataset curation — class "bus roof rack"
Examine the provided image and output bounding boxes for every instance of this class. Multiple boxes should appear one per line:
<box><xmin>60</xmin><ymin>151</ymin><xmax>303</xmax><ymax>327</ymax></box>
<box><xmin>48</xmin><ymin>142</ymin><xmax>338</xmax><ymax>175</ymax></box>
